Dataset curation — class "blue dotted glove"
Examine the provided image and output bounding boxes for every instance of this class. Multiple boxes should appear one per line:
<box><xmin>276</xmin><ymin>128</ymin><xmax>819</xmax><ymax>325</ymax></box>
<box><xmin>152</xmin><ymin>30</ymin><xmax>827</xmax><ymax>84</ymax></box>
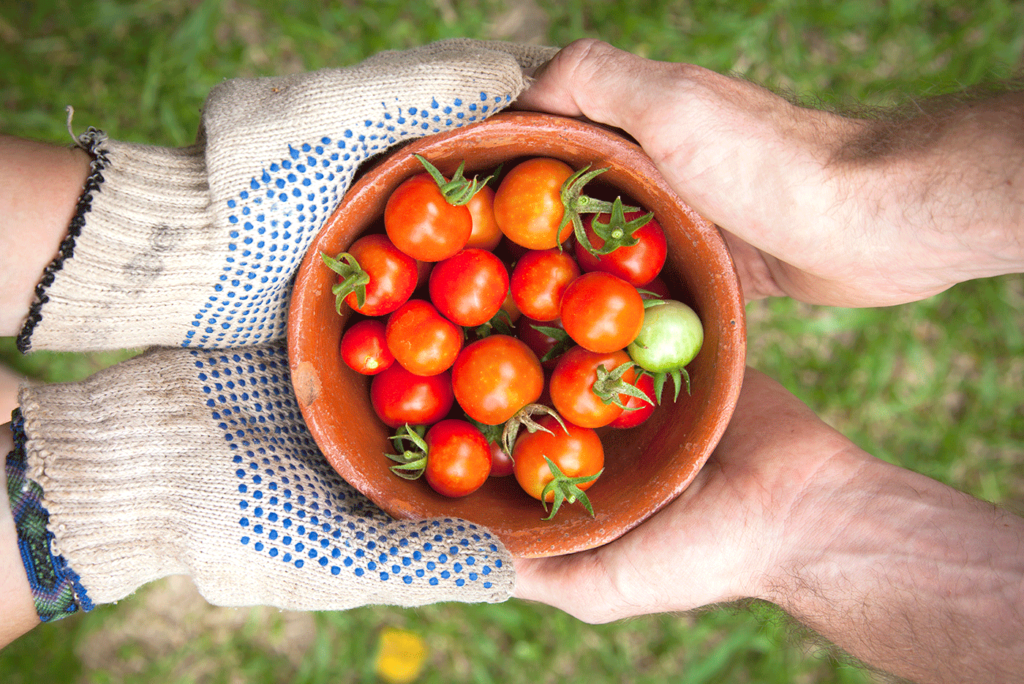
<box><xmin>11</xmin><ymin>342</ymin><xmax>513</xmax><ymax>615</ymax></box>
<box><xmin>18</xmin><ymin>39</ymin><xmax>554</xmax><ymax>353</ymax></box>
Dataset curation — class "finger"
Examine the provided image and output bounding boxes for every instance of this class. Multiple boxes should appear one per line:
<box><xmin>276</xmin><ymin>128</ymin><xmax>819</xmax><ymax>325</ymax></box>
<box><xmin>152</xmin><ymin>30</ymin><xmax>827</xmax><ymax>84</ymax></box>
<box><xmin>719</xmin><ymin>231</ymin><xmax>788</xmax><ymax>302</ymax></box>
<box><xmin>515</xmin><ymin>39</ymin><xmax>667</xmax><ymax>131</ymax></box>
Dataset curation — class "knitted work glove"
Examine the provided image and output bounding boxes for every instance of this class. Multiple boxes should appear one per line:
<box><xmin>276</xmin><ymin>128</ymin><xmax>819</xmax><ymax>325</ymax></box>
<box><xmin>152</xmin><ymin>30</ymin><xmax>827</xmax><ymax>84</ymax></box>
<box><xmin>7</xmin><ymin>343</ymin><xmax>512</xmax><ymax>620</ymax></box>
<box><xmin>16</xmin><ymin>39</ymin><xmax>555</xmax><ymax>353</ymax></box>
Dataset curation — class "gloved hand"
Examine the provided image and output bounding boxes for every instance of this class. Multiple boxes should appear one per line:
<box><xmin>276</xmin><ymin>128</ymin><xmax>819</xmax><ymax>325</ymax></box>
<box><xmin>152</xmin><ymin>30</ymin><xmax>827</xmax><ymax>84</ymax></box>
<box><xmin>7</xmin><ymin>39</ymin><xmax>557</xmax><ymax>622</ymax></box>
<box><xmin>17</xmin><ymin>38</ymin><xmax>554</xmax><ymax>352</ymax></box>
<box><xmin>10</xmin><ymin>343</ymin><xmax>511</xmax><ymax>617</ymax></box>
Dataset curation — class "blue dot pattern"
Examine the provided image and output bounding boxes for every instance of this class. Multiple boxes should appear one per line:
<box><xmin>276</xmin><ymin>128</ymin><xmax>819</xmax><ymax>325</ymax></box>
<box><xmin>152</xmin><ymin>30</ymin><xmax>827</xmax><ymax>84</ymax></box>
<box><xmin>191</xmin><ymin>343</ymin><xmax>506</xmax><ymax>590</ymax></box>
<box><xmin>186</xmin><ymin>92</ymin><xmax>513</xmax><ymax>349</ymax></box>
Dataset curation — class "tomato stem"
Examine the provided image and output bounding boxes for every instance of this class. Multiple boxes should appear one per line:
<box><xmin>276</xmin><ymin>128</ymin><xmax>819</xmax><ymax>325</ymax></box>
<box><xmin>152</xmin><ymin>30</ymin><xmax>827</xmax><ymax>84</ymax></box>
<box><xmin>321</xmin><ymin>251</ymin><xmax>370</xmax><ymax>312</ymax></box>
<box><xmin>592</xmin><ymin>362</ymin><xmax>654</xmax><ymax>409</ymax></box>
<box><xmin>385</xmin><ymin>424</ymin><xmax>430</xmax><ymax>480</ymax></box>
<box><xmin>558</xmin><ymin>166</ymin><xmax>651</xmax><ymax>256</ymax></box>
<box><xmin>470</xmin><ymin>307</ymin><xmax>515</xmax><ymax>340</ymax></box>
<box><xmin>415</xmin><ymin>154</ymin><xmax>492</xmax><ymax>207</ymax></box>
<box><xmin>467</xmin><ymin>417</ymin><xmax>505</xmax><ymax>447</ymax></box>
<box><xmin>583</xmin><ymin>196</ymin><xmax>655</xmax><ymax>256</ymax></box>
<box><xmin>501</xmin><ymin>404</ymin><xmax>568</xmax><ymax>457</ymax></box>
<box><xmin>539</xmin><ymin>457</ymin><xmax>602</xmax><ymax>520</ymax></box>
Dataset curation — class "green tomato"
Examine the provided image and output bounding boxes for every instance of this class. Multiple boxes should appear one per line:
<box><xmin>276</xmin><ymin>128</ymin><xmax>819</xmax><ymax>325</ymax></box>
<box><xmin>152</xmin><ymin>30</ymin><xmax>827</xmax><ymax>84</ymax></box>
<box><xmin>627</xmin><ymin>300</ymin><xmax>703</xmax><ymax>373</ymax></box>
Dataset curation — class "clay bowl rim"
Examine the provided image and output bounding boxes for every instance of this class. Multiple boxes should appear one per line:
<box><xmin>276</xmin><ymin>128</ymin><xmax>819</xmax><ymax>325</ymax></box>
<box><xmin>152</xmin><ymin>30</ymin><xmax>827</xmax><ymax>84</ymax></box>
<box><xmin>288</xmin><ymin>110</ymin><xmax>746</xmax><ymax>558</ymax></box>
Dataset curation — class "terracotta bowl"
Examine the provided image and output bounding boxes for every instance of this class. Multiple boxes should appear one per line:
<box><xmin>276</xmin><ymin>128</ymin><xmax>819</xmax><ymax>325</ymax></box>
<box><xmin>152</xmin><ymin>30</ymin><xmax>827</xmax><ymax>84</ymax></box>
<box><xmin>288</xmin><ymin>111</ymin><xmax>746</xmax><ymax>558</ymax></box>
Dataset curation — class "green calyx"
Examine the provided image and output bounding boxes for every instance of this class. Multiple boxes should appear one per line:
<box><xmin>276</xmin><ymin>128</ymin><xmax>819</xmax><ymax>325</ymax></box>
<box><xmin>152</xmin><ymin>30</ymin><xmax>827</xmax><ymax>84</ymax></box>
<box><xmin>526</xmin><ymin>322</ymin><xmax>573</xmax><ymax>364</ymax></box>
<box><xmin>582</xmin><ymin>197</ymin><xmax>655</xmax><ymax>256</ymax></box>
<box><xmin>649</xmin><ymin>368</ymin><xmax>691</xmax><ymax>404</ymax></box>
<box><xmin>540</xmin><ymin>457</ymin><xmax>603</xmax><ymax>520</ymax></box>
<box><xmin>467</xmin><ymin>416</ymin><xmax>505</xmax><ymax>448</ymax></box>
<box><xmin>501</xmin><ymin>404</ymin><xmax>568</xmax><ymax>458</ymax></box>
<box><xmin>592</xmin><ymin>362</ymin><xmax>654</xmax><ymax>410</ymax></box>
<box><xmin>321</xmin><ymin>251</ymin><xmax>370</xmax><ymax>313</ymax></box>
<box><xmin>557</xmin><ymin>165</ymin><xmax>650</xmax><ymax>255</ymax></box>
<box><xmin>385</xmin><ymin>424</ymin><xmax>429</xmax><ymax>480</ymax></box>
<box><xmin>415</xmin><ymin>154</ymin><xmax>492</xmax><ymax>206</ymax></box>
<box><xmin>471</xmin><ymin>306</ymin><xmax>516</xmax><ymax>340</ymax></box>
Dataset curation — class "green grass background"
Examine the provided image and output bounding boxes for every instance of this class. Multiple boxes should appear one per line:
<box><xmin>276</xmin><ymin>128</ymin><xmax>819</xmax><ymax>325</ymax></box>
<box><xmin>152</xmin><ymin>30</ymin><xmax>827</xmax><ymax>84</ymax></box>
<box><xmin>2</xmin><ymin>1</ymin><xmax>1023</xmax><ymax>682</ymax></box>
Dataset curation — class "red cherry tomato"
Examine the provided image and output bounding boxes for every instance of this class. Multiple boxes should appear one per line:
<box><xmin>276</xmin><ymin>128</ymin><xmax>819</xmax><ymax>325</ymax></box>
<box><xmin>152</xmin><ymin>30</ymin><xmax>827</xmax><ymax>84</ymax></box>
<box><xmin>340</xmin><ymin>319</ymin><xmax>394</xmax><ymax>375</ymax></box>
<box><xmin>429</xmin><ymin>248</ymin><xmax>510</xmax><ymax>327</ymax></box>
<box><xmin>423</xmin><ymin>419</ymin><xmax>492</xmax><ymax>497</ymax></box>
<box><xmin>499</xmin><ymin>285</ymin><xmax>521</xmax><ymax>326</ymax></box>
<box><xmin>385</xmin><ymin>299</ymin><xmax>462</xmax><ymax>376</ymax></box>
<box><xmin>487</xmin><ymin>440</ymin><xmax>515</xmax><ymax>477</ymax></box>
<box><xmin>465</xmin><ymin>185</ymin><xmax>502</xmax><ymax>251</ymax></box>
<box><xmin>512</xmin><ymin>414</ymin><xmax>604</xmax><ymax>502</ymax></box>
<box><xmin>451</xmin><ymin>335</ymin><xmax>544</xmax><ymax>425</ymax></box>
<box><xmin>493</xmin><ymin>158</ymin><xmax>575</xmax><ymax>250</ymax></box>
<box><xmin>516</xmin><ymin>317</ymin><xmax>571</xmax><ymax>370</ymax></box>
<box><xmin>335</xmin><ymin>234</ymin><xmax>418</xmax><ymax>316</ymax></box>
<box><xmin>549</xmin><ymin>347</ymin><xmax>640</xmax><ymax>428</ymax></box>
<box><xmin>384</xmin><ymin>173</ymin><xmax>472</xmax><ymax>262</ymax></box>
<box><xmin>510</xmin><ymin>249</ymin><xmax>580</xmax><ymax>322</ymax></box>
<box><xmin>608</xmin><ymin>371</ymin><xmax>658</xmax><ymax>429</ymax></box>
<box><xmin>560</xmin><ymin>271</ymin><xmax>645</xmax><ymax>353</ymax></box>
<box><xmin>575</xmin><ymin>211</ymin><xmax>667</xmax><ymax>287</ymax></box>
<box><xmin>415</xmin><ymin>259</ymin><xmax>433</xmax><ymax>291</ymax></box>
<box><xmin>369</xmin><ymin>364</ymin><xmax>454</xmax><ymax>428</ymax></box>
<box><xmin>639</xmin><ymin>276</ymin><xmax>670</xmax><ymax>300</ymax></box>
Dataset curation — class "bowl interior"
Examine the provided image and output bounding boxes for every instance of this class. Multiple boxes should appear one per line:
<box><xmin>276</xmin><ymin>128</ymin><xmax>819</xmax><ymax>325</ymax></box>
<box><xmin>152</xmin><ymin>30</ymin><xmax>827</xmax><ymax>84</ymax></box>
<box><xmin>288</xmin><ymin>111</ymin><xmax>745</xmax><ymax>558</ymax></box>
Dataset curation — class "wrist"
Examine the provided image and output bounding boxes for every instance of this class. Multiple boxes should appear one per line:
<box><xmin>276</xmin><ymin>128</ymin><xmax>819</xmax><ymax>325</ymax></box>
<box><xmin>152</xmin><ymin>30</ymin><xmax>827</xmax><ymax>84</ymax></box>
<box><xmin>1</xmin><ymin>422</ymin><xmax>42</xmax><ymax>646</ymax></box>
<box><xmin>744</xmin><ymin>438</ymin><xmax>875</xmax><ymax>606</ymax></box>
<box><xmin>754</xmin><ymin>446</ymin><xmax>882</xmax><ymax>606</ymax></box>
<box><xmin>0</xmin><ymin>136</ymin><xmax>91</xmax><ymax>337</ymax></box>
<box><xmin>19</xmin><ymin>134</ymin><xmax>215</xmax><ymax>353</ymax></box>
<box><xmin>758</xmin><ymin>450</ymin><xmax>1024</xmax><ymax>682</ymax></box>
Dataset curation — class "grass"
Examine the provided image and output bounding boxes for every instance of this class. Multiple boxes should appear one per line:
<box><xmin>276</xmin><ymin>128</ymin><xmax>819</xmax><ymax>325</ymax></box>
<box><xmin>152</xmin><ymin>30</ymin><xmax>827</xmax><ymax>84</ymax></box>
<box><xmin>2</xmin><ymin>1</ymin><xmax>1022</xmax><ymax>682</ymax></box>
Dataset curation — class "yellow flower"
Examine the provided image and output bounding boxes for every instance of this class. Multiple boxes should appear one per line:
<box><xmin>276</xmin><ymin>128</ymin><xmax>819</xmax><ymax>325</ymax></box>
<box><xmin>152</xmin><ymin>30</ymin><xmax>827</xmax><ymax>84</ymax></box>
<box><xmin>374</xmin><ymin>627</ymin><xmax>428</xmax><ymax>684</ymax></box>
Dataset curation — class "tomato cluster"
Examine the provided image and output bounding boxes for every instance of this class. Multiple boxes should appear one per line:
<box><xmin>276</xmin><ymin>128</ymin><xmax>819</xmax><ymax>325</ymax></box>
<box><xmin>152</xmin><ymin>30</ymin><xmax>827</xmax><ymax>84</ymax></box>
<box><xmin>324</xmin><ymin>155</ymin><xmax>703</xmax><ymax>519</ymax></box>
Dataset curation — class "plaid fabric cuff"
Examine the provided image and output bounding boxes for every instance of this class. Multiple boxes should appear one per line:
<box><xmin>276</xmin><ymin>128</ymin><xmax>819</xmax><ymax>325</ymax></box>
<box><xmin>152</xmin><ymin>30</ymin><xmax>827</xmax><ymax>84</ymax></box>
<box><xmin>5</xmin><ymin>409</ymin><xmax>93</xmax><ymax>621</ymax></box>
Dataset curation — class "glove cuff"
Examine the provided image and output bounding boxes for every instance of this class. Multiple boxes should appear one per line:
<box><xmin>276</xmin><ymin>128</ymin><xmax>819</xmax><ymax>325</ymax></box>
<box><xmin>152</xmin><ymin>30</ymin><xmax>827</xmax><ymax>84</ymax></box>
<box><xmin>5</xmin><ymin>408</ymin><xmax>94</xmax><ymax>621</ymax></box>
<box><xmin>18</xmin><ymin>129</ymin><xmax>216</xmax><ymax>353</ymax></box>
<box><xmin>16</xmin><ymin>352</ymin><xmax>205</xmax><ymax>604</ymax></box>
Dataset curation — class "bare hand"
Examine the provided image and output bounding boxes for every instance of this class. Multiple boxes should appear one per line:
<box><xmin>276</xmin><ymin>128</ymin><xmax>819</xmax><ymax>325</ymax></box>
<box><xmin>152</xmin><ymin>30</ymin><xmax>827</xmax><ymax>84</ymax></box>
<box><xmin>513</xmin><ymin>367</ymin><xmax>1024</xmax><ymax>684</ymax></box>
<box><xmin>513</xmin><ymin>368</ymin><xmax>856</xmax><ymax>621</ymax></box>
<box><xmin>517</xmin><ymin>40</ymin><xmax>1024</xmax><ymax>307</ymax></box>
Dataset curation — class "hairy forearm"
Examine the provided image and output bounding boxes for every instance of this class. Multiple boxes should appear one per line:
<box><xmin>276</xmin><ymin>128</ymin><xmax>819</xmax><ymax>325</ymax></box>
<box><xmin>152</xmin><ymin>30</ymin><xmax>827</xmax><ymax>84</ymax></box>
<box><xmin>836</xmin><ymin>91</ymin><xmax>1024</xmax><ymax>285</ymax></box>
<box><xmin>1</xmin><ymin>423</ymin><xmax>40</xmax><ymax>647</ymax></box>
<box><xmin>0</xmin><ymin>135</ymin><xmax>91</xmax><ymax>336</ymax></box>
<box><xmin>764</xmin><ymin>452</ymin><xmax>1024</xmax><ymax>684</ymax></box>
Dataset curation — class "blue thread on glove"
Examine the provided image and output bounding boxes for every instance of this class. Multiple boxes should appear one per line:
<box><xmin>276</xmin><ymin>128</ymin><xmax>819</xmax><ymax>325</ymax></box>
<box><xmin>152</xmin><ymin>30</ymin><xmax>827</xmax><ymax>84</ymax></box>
<box><xmin>192</xmin><ymin>345</ymin><xmax>504</xmax><ymax>589</ymax></box>
<box><xmin>185</xmin><ymin>92</ymin><xmax>513</xmax><ymax>349</ymax></box>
